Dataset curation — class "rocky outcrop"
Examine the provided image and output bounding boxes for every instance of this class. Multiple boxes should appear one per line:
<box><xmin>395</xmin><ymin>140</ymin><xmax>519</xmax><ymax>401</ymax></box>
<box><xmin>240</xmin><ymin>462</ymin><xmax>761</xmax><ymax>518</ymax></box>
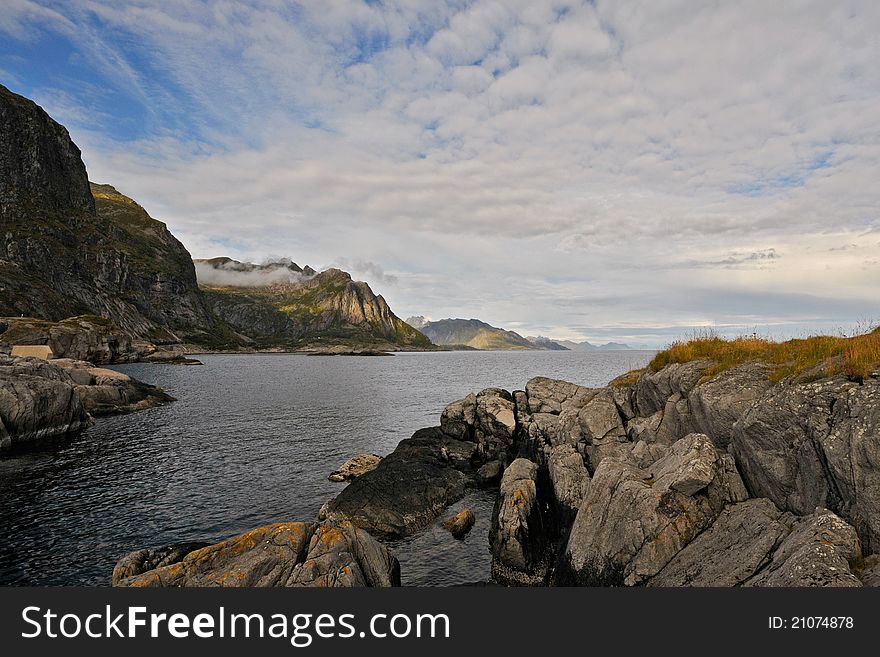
<box><xmin>328</xmin><ymin>453</ymin><xmax>382</xmax><ymax>482</ymax></box>
<box><xmin>113</xmin><ymin>520</ymin><xmax>399</xmax><ymax>587</ymax></box>
<box><xmin>0</xmin><ymin>316</ymin><xmax>148</xmax><ymax>364</ymax></box>
<box><xmin>648</xmin><ymin>499</ymin><xmax>863</xmax><ymax>587</ymax></box>
<box><xmin>563</xmin><ymin>434</ymin><xmax>748</xmax><ymax>586</ymax></box>
<box><xmin>0</xmin><ymin>356</ymin><xmax>92</xmax><ymax>449</ymax></box>
<box><xmin>0</xmin><ymin>355</ymin><xmax>173</xmax><ymax>449</ymax></box>
<box><xmin>490</xmin><ymin>459</ymin><xmax>547</xmax><ymax>585</ymax></box>
<box><xmin>318</xmin><ymin>428</ymin><xmax>474</xmax><ymax>539</ymax></box>
<box><xmin>312</xmin><ymin>359</ymin><xmax>879</xmax><ymax>588</ymax></box>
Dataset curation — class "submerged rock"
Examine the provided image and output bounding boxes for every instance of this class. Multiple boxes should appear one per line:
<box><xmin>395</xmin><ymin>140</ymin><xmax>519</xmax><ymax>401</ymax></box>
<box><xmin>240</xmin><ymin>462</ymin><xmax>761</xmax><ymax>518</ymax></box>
<box><xmin>328</xmin><ymin>453</ymin><xmax>382</xmax><ymax>482</ymax></box>
<box><xmin>443</xmin><ymin>508</ymin><xmax>476</xmax><ymax>539</ymax></box>
<box><xmin>113</xmin><ymin>520</ymin><xmax>399</xmax><ymax>587</ymax></box>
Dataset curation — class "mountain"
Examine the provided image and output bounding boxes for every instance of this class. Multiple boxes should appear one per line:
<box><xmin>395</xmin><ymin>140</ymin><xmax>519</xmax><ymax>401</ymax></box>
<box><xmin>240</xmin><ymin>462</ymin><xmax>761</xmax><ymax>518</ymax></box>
<box><xmin>525</xmin><ymin>336</ymin><xmax>570</xmax><ymax>350</ymax></box>
<box><xmin>197</xmin><ymin>259</ymin><xmax>431</xmax><ymax>350</ymax></box>
<box><xmin>555</xmin><ymin>339</ymin><xmax>635</xmax><ymax>351</ymax></box>
<box><xmin>408</xmin><ymin>318</ymin><xmax>538</xmax><ymax>350</ymax></box>
<box><xmin>0</xmin><ymin>84</ymin><xmax>428</xmax><ymax>355</ymax></box>
<box><xmin>0</xmin><ymin>83</ymin><xmax>218</xmax><ymax>344</ymax></box>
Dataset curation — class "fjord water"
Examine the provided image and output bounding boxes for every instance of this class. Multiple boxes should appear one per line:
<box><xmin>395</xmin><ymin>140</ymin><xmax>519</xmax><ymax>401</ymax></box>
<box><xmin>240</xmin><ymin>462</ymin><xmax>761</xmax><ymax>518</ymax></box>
<box><xmin>0</xmin><ymin>350</ymin><xmax>653</xmax><ymax>586</ymax></box>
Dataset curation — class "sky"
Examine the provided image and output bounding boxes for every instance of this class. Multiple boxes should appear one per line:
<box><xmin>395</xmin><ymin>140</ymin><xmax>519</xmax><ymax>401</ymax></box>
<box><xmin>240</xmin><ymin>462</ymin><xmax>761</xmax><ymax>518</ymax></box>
<box><xmin>2</xmin><ymin>0</ymin><xmax>879</xmax><ymax>347</ymax></box>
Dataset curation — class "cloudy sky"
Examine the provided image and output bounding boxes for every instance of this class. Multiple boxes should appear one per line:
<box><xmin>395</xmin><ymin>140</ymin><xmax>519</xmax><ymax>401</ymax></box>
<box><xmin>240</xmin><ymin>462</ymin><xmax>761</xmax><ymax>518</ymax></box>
<box><xmin>2</xmin><ymin>1</ymin><xmax>879</xmax><ymax>346</ymax></box>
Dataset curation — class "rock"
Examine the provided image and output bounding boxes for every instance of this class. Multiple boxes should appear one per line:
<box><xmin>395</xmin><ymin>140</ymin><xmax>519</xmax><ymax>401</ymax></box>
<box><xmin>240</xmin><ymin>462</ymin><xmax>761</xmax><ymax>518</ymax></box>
<box><xmin>687</xmin><ymin>362</ymin><xmax>773</xmax><ymax>447</ymax></box>
<box><xmin>443</xmin><ymin>508</ymin><xmax>476</xmax><ymax>539</ymax></box>
<box><xmin>563</xmin><ymin>433</ymin><xmax>748</xmax><ymax>586</ymax></box>
<box><xmin>474</xmin><ymin>388</ymin><xmax>517</xmax><ymax>461</ymax></box>
<box><xmin>0</xmin><ymin>356</ymin><xmax>92</xmax><ymax>448</ymax></box>
<box><xmin>626</xmin><ymin>411</ymin><xmax>663</xmax><ymax>443</ymax></box>
<box><xmin>744</xmin><ymin>508</ymin><xmax>862</xmax><ymax>587</ymax></box>
<box><xmin>328</xmin><ymin>453</ymin><xmax>382</xmax><ymax>482</ymax></box>
<box><xmin>633</xmin><ymin>360</ymin><xmax>710</xmax><ymax>417</ymax></box>
<box><xmin>648</xmin><ymin>498</ymin><xmax>790</xmax><ymax>587</ymax></box>
<box><xmin>112</xmin><ymin>542</ymin><xmax>210</xmax><ymax>585</ymax></box>
<box><xmin>319</xmin><ymin>427</ymin><xmax>473</xmax><ymax>539</ymax></box>
<box><xmin>547</xmin><ymin>444</ymin><xmax>590</xmax><ymax>521</ymax></box>
<box><xmin>490</xmin><ymin>458</ymin><xmax>547</xmax><ymax>585</ymax></box>
<box><xmin>0</xmin><ymin>316</ymin><xmax>142</xmax><ymax>364</ymax></box>
<box><xmin>287</xmin><ymin>520</ymin><xmax>401</xmax><ymax>587</ymax></box>
<box><xmin>858</xmin><ymin>555</ymin><xmax>880</xmax><ymax>586</ymax></box>
<box><xmin>69</xmin><ymin>364</ymin><xmax>175</xmax><ymax>416</ymax></box>
<box><xmin>113</xmin><ymin>520</ymin><xmax>400</xmax><ymax>587</ymax></box>
<box><xmin>525</xmin><ymin>377</ymin><xmax>586</xmax><ymax>414</ymax></box>
<box><xmin>731</xmin><ymin>377</ymin><xmax>852</xmax><ymax>517</ymax></box>
<box><xmin>0</xmin><ymin>355</ymin><xmax>174</xmax><ymax>449</ymax></box>
<box><xmin>440</xmin><ymin>393</ymin><xmax>477</xmax><ymax>440</ymax></box>
<box><xmin>820</xmin><ymin>380</ymin><xmax>880</xmax><ymax>554</ymax></box>
<box><xmin>476</xmin><ymin>460</ymin><xmax>504</xmax><ymax>486</ymax></box>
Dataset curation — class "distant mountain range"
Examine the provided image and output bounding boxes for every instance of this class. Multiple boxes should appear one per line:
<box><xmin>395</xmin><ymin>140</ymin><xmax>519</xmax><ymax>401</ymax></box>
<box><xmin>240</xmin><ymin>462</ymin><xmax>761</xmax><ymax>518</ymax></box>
<box><xmin>405</xmin><ymin>317</ymin><xmax>642</xmax><ymax>351</ymax></box>
<box><xmin>551</xmin><ymin>339</ymin><xmax>639</xmax><ymax>351</ymax></box>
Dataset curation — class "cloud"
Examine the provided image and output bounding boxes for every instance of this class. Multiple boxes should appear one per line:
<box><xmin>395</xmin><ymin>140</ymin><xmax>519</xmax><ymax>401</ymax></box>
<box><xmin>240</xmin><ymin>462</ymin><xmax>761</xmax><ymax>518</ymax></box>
<box><xmin>193</xmin><ymin>259</ymin><xmax>312</xmax><ymax>288</ymax></box>
<box><xmin>3</xmin><ymin>1</ymin><xmax>880</xmax><ymax>344</ymax></box>
<box><xmin>330</xmin><ymin>258</ymin><xmax>398</xmax><ymax>286</ymax></box>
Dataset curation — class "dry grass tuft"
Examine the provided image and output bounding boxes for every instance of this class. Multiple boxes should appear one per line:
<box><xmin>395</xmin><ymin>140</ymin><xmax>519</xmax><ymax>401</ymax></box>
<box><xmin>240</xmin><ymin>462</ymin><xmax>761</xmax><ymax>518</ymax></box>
<box><xmin>648</xmin><ymin>327</ymin><xmax>880</xmax><ymax>382</ymax></box>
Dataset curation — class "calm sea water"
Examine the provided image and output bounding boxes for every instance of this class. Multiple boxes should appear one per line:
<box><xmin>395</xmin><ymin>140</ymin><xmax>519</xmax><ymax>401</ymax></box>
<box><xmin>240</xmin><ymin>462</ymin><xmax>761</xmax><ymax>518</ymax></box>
<box><xmin>0</xmin><ymin>350</ymin><xmax>653</xmax><ymax>586</ymax></box>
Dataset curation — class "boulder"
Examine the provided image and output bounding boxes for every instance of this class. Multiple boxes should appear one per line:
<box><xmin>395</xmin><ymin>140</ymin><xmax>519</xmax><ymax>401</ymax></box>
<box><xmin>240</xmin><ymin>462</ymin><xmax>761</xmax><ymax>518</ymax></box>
<box><xmin>440</xmin><ymin>393</ymin><xmax>476</xmax><ymax>440</ymax></box>
<box><xmin>443</xmin><ymin>508</ymin><xmax>476</xmax><ymax>539</ymax></box>
<box><xmin>490</xmin><ymin>458</ymin><xmax>547</xmax><ymax>585</ymax></box>
<box><xmin>319</xmin><ymin>427</ymin><xmax>473</xmax><ymax>539</ymax></box>
<box><xmin>563</xmin><ymin>433</ymin><xmax>748</xmax><ymax>586</ymax></box>
<box><xmin>113</xmin><ymin>520</ymin><xmax>400</xmax><ymax>587</ymax></box>
<box><xmin>328</xmin><ymin>453</ymin><xmax>382</xmax><ymax>482</ymax></box>
<box><xmin>820</xmin><ymin>380</ymin><xmax>880</xmax><ymax>554</ymax></box>
<box><xmin>476</xmin><ymin>460</ymin><xmax>504</xmax><ymax>486</ymax></box>
<box><xmin>474</xmin><ymin>388</ymin><xmax>517</xmax><ymax>461</ymax></box>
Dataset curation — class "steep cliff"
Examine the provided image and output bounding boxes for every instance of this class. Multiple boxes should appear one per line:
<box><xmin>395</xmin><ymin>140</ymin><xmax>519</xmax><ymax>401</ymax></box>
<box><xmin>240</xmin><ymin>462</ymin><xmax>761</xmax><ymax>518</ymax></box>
<box><xmin>0</xmin><ymin>84</ymin><xmax>217</xmax><ymax>343</ymax></box>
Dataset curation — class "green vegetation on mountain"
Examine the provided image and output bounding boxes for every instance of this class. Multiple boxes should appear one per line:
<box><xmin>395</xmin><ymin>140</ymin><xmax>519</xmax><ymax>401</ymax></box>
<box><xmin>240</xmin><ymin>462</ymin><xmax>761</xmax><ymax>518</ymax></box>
<box><xmin>198</xmin><ymin>261</ymin><xmax>432</xmax><ymax>350</ymax></box>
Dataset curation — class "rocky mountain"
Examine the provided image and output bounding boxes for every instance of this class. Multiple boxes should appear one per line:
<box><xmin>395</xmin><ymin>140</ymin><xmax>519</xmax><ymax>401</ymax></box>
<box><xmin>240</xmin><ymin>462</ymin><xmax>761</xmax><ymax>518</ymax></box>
<box><xmin>0</xmin><ymin>84</ymin><xmax>219</xmax><ymax>344</ymax></box>
<box><xmin>0</xmin><ymin>84</ymin><xmax>427</xmax><ymax>356</ymax></box>
<box><xmin>197</xmin><ymin>258</ymin><xmax>431</xmax><ymax>350</ymax></box>
<box><xmin>407</xmin><ymin>317</ymin><xmax>538</xmax><ymax>350</ymax></box>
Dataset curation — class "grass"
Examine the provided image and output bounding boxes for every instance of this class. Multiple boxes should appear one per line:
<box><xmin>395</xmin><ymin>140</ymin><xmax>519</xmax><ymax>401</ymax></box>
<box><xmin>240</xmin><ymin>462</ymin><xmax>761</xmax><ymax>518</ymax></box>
<box><xmin>647</xmin><ymin>327</ymin><xmax>880</xmax><ymax>382</ymax></box>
